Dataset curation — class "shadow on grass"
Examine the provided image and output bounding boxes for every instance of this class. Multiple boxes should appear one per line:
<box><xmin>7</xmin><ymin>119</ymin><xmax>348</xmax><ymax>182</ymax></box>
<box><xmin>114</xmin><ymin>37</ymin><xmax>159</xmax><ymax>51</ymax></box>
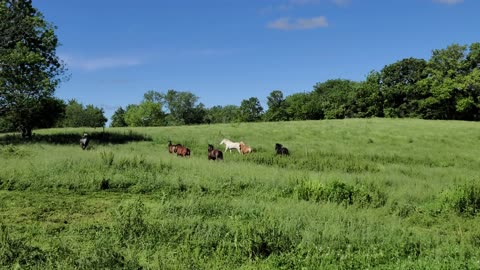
<box><xmin>0</xmin><ymin>130</ymin><xmax>152</xmax><ymax>145</ymax></box>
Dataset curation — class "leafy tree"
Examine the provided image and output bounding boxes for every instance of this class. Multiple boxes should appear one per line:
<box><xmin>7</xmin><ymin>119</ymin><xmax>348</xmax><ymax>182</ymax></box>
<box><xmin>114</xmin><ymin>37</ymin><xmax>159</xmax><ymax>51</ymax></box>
<box><xmin>417</xmin><ymin>44</ymin><xmax>479</xmax><ymax>120</ymax></box>
<box><xmin>84</xmin><ymin>105</ymin><xmax>107</xmax><ymax>128</ymax></box>
<box><xmin>123</xmin><ymin>104</ymin><xmax>142</xmax><ymax>127</ymax></box>
<box><xmin>124</xmin><ymin>99</ymin><xmax>165</xmax><ymax>127</ymax></box>
<box><xmin>0</xmin><ymin>96</ymin><xmax>65</xmax><ymax>132</ymax></box>
<box><xmin>205</xmin><ymin>105</ymin><xmax>240</xmax><ymax>124</ymax></box>
<box><xmin>61</xmin><ymin>99</ymin><xmax>84</xmax><ymax>127</ymax></box>
<box><xmin>60</xmin><ymin>99</ymin><xmax>106</xmax><ymax>127</ymax></box>
<box><xmin>284</xmin><ymin>92</ymin><xmax>322</xmax><ymax>120</ymax></box>
<box><xmin>162</xmin><ymin>90</ymin><xmax>205</xmax><ymax>125</ymax></box>
<box><xmin>0</xmin><ymin>0</ymin><xmax>66</xmax><ymax>137</ymax></box>
<box><xmin>380</xmin><ymin>58</ymin><xmax>427</xmax><ymax>118</ymax></box>
<box><xmin>464</xmin><ymin>43</ymin><xmax>480</xmax><ymax>72</ymax></box>
<box><xmin>238</xmin><ymin>97</ymin><xmax>263</xmax><ymax>122</ymax></box>
<box><xmin>123</xmin><ymin>90</ymin><xmax>165</xmax><ymax>127</ymax></box>
<box><xmin>313</xmin><ymin>79</ymin><xmax>359</xmax><ymax>119</ymax></box>
<box><xmin>33</xmin><ymin>97</ymin><xmax>66</xmax><ymax>128</ymax></box>
<box><xmin>265</xmin><ymin>90</ymin><xmax>288</xmax><ymax>121</ymax></box>
<box><xmin>351</xmin><ymin>71</ymin><xmax>383</xmax><ymax>118</ymax></box>
<box><xmin>110</xmin><ymin>107</ymin><xmax>127</xmax><ymax>127</ymax></box>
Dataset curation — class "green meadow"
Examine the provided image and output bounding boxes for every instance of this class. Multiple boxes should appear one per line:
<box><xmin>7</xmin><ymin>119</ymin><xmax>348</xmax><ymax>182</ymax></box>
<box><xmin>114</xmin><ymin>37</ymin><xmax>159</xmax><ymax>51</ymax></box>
<box><xmin>1</xmin><ymin>118</ymin><xmax>479</xmax><ymax>269</ymax></box>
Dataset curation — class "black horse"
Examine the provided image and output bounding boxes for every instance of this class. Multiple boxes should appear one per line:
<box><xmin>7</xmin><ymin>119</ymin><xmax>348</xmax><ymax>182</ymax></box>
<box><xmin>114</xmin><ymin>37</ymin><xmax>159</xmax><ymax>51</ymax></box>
<box><xmin>275</xmin><ymin>143</ymin><xmax>289</xmax><ymax>155</ymax></box>
<box><xmin>208</xmin><ymin>144</ymin><xmax>223</xmax><ymax>161</ymax></box>
<box><xmin>80</xmin><ymin>133</ymin><xmax>90</xmax><ymax>150</ymax></box>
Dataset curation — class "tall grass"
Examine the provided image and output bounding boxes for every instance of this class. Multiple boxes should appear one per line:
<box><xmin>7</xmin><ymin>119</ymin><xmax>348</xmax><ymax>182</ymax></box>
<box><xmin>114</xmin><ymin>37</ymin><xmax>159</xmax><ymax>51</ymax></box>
<box><xmin>0</xmin><ymin>118</ymin><xmax>479</xmax><ymax>269</ymax></box>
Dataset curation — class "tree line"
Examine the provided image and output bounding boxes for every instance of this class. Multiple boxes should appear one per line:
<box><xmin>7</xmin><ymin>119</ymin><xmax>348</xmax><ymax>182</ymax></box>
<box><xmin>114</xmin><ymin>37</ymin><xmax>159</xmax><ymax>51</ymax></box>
<box><xmin>1</xmin><ymin>0</ymin><xmax>479</xmax><ymax>137</ymax></box>
<box><xmin>111</xmin><ymin>43</ymin><xmax>480</xmax><ymax>127</ymax></box>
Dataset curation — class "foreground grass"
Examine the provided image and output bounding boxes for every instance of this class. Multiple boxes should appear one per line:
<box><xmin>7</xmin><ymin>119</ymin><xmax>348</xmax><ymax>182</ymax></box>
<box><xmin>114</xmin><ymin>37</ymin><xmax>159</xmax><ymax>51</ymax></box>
<box><xmin>0</xmin><ymin>118</ymin><xmax>479</xmax><ymax>269</ymax></box>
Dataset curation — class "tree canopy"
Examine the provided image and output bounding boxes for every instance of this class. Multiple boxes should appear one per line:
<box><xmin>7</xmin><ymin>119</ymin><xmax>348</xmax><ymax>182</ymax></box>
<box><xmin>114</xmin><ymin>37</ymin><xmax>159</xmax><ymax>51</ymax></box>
<box><xmin>0</xmin><ymin>0</ymin><xmax>66</xmax><ymax>137</ymax></box>
<box><xmin>60</xmin><ymin>100</ymin><xmax>107</xmax><ymax>128</ymax></box>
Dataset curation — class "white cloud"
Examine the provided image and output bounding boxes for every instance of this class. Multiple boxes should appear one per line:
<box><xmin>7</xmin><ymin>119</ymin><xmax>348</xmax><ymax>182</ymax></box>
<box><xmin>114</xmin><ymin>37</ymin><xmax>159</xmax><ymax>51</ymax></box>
<box><xmin>267</xmin><ymin>16</ymin><xmax>329</xmax><ymax>30</ymax></box>
<box><xmin>61</xmin><ymin>54</ymin><xmax>142</xmax><ymax>71</ymax></box>
<box><xmin>433</xmin><ymin>0</ymin><xmax>463</xmax><ymax>5</ymax></box>
<box><xmin>260</xmin><ymin>0</ymin><xmax>349</xmax><ymax>13</ymax></box>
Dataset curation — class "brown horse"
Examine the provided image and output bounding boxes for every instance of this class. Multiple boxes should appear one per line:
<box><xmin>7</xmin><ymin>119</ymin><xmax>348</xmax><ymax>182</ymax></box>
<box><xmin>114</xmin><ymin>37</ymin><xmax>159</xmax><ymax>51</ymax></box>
<box><xmin>175</xmin><ymin>145</ymin><xmax>191</xmax><ymax>157</ymax></box>
<box><xmin>208</xmin><ymin>144</ymin><xmax>223</xmax><ymax>161</ymax></box>
<box><xmin>239</xmin><ymin>141</ymin><xmax>253</xmax><ymax>155</ymax></box>
<box><xmin>168</xmin><ymin>140</ymin><xmax>182</xmax><ymax>154</ymax></box>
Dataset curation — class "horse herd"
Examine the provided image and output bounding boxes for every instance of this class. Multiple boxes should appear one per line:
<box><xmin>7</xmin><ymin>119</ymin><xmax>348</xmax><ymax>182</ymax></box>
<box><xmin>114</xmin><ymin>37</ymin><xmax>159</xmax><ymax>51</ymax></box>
<box><xmin>79</xmin><ymin>134</ymin><xmax>289</xmax><ymax>160</ymax></box>
<box><xmin>168</xmin><ymin>139</ymin><xmax>290</xmax><ymax>161</ymax></box>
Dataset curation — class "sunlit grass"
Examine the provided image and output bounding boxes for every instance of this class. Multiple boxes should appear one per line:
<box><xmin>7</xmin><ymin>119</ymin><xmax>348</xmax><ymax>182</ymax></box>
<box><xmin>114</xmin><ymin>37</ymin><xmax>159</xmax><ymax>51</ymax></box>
<box><xmin>0</xmin><ymin>118</ymin><xmax>479</xmax><ymax>268</ymax></box>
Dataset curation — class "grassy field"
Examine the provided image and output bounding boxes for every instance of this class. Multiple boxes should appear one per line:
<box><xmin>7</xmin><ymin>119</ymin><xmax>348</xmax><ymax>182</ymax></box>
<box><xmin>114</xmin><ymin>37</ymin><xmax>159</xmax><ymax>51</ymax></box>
<box><xmin>1</xmin><ymin>118</ymin><xmax>480</xmax><ymax>269</ymax></box>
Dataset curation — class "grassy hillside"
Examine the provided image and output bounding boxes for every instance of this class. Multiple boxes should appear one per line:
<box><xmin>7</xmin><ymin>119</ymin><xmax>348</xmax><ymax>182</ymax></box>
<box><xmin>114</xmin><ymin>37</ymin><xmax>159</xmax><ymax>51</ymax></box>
<box><xmin>1</xmin><ymin>118</ymin><xmax>479</xmax><ymax>269</ymax></box>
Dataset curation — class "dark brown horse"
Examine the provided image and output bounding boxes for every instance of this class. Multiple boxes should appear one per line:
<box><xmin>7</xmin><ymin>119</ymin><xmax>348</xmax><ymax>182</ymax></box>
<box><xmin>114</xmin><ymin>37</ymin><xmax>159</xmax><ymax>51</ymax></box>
<box><xmin>275</xmin><ymin>143</ymin><xmax>289</xmax><ymax>155</ymax></box>
<box><xmin>175</xmin><ymin>145</ymin><xmax>191</xmax><ymax>157</ymax></box>
<box><xmin>208</xmin><ymin>144</ymin><xmax>223</xmax><ymax>161</ymax></box>
<box><xmin>168</xmin><ymin>140</ymin><xmax>182</xmax><ymax>154</ymax></box>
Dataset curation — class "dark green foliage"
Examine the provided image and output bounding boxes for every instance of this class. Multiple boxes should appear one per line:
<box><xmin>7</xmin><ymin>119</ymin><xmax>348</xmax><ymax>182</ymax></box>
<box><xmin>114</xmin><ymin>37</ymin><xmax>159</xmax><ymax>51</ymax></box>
<box><xmin>110</xmin><ymin>106</ymin><xmax>127</xmax><ymax>127</ymax></box>
<box><xmin>124</xmin><ymin>91</ymin><xmax>166</xmax><ymax>127</ymax></box>
<box><xmin>265</xmin><ymin>90</ymin><xmax>288</xmax><ymax>121</ymax></box>
<box><xmin>313</xmin><ymin>79</ymin><xmax>359</xmax><ymax>119</ymax></box>
<box><xmin>0</xmin><ymin>0</ymin><xmax>66</xmax><ymax>137</ymax></box>
<box><xmin>238</xmin><ymin>97</ymin><xmax>263</xmax><ymax>122</ymax></box>
<box><xmin>204</xmin><ymin>104</ymin><xmax>240</xmax><ymax>124</ymax></box>
<box><xmin>284</xmin><ymin>92</ymin><xmax>323</xmax><ymax>120</ymax></box>
<box><xmin>162</xmin><ymin>89</ymin><xmax>205</xmax><ymax>125</ymax></box>
<box><xmin>380</xmin><ymin>58</ymin><xmax>428</xmax><ymax>118</ymax></box>
<box><xmin>60</xmin><ymin>99</ymin><xmax>107</xmax><ymax>128</ymax></box>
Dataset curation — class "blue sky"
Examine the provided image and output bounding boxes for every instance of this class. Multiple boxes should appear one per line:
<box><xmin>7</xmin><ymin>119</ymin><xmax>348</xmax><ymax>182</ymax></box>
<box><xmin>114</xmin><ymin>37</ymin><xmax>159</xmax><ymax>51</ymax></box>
<box><xmin>33</xmin><ymin>0</ymin><xmax>479</xmax><ymax>122</ymax></box>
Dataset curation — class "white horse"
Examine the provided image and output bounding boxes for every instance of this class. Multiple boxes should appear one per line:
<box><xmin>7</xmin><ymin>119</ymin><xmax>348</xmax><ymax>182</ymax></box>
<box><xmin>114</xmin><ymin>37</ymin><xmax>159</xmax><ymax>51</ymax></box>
<box><xmin>220</xmin><ymin>139</ymin><xmax>241</xmax><ymax>153</ymax></box>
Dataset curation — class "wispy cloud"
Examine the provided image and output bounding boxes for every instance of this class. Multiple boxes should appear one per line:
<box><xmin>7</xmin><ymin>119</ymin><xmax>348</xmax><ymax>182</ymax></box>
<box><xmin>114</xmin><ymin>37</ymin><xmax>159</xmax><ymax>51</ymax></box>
<box><xmin>99</xmin><ymin>104</ymin><xmax>120</xmax><ymax>111</ymax></box>
<box><xmin>267</xmin><ymin>16</ymin><xmax>329</xmax><ymax>30</ymax></box>
<box><xmin>433</xmin><ymin>0</ymin><xmax>463</xmax><ymax>5</ymax></box>
<box><xmin>61</xmin><ymin>55</ymin><xmax>143</xmax><ymax>71</ymax></box>
<box><xmin>260</xmin><ymin>0</ymin><xmax>349</xmax><ymax>13</ymax></box>
<box><xmin>289</xmin><ymin>0</ymin><xmax>349</xmax><ymax>6</ymax></box>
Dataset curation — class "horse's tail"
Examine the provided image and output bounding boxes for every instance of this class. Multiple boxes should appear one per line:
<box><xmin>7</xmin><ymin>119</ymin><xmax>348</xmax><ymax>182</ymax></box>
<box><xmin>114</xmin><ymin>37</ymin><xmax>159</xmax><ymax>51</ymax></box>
<box><xmin>217</xmin><ymin>151</ymin><xmax>223</xmax><ymax>160</ymax></box>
